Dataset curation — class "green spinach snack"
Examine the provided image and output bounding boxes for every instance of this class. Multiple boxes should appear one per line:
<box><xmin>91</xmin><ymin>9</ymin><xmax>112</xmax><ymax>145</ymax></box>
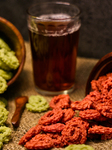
<box><xmin>0</xmin><ymin>76</ymin><xmax>8</xmax><ymax>94</ymax></box>
<box><xmin>65</xmin><ymin>144</ymin><xmax>95</xmax><ymax>150</ymax></box>
<box><xmin>0</xmin><ymin>69</ymin><xmax>13</xmax><ymax>80</ymax></box>
<box><xmin>26</xmin><ymin>95</ymin><xmax>49</xmax><ymax>112</ymax></box>
<box><xmin>0</xmin><ymin>106</ymin><xmax>9</xmax><ymax>126</ymax></box>
<box><xmin>0</xmin><ymin>38</ymin><xmax>19</xmax><ymax>94</ymax></box>
<box><xmin>0</xmin><ymin>97</ymin><xmax>7</xmax><ymax>108</ymax></box>
<box><xmin>0</xmin><ymin>38</ymin><xmax>11</xmax><ymax>51</ymax></box>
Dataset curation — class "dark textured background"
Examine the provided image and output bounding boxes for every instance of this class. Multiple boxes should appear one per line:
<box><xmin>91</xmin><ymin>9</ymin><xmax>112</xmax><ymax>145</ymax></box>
<box><xmin>0</xmin><ymin>0</ymin><xmax>112</xmax><ymax>59</ymax></box>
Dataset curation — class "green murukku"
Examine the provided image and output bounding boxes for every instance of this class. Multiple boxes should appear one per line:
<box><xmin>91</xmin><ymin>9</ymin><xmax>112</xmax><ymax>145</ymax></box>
<box><xmin>0</xmin><ymin>38</ymin><xmax>11</xmax><ymax>51</ymax></box>
<box><xmin>0</xmin><ymin>48</ymin><xmax>19</xmax><ymax>70</ymax></box>
<box><xmin>0</xmin><ymin>126</ymin><xmax>11</xmax><ymax>143</ymax></box>
<box><xmin>0</xmin><ymin>137</ymin><xmax>3</xmax><ymax>150</ymax></box>
<box><xmin>0</xmin><ymin>106</ymin><xmax>9</xmax><ymax>126</ymax></box>
<box><xmin>0</xmin><ymin>59</ymin><xmax>11</xmax><ymax>71</ymax></box>
<box><xmin>0</xmin><ymin>69</ymin><xmax>13</xmax><ymax>80</ymax></box>
<box><xmin>26</xmin><ymin>95</ymin><xmax>49</xmax><ymax>112</ymax></box>
<box><xmin>0</xmin><ymin>97</ymin><xmax>7</xmax><ymax>108</ymax></box>
<box><xmin>0</xmin><ymin>76</ymin><xmax>8</xmax><ymax>94</ymax></box>
<box><xmin>65</xmin><ymin>144</ymin><xmax>95</xmax><ymax>150</ymax></box>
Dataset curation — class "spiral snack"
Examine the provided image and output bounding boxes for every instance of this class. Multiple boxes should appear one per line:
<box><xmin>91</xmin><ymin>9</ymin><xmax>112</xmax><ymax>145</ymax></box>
<box><xmin>101</xmin><ymin>133</ymin><xmax>112</xmax><ymax>140</ymax></box>
<box><xmin>24</xmin><ymin>134</ymin><xmax>53</xmax><ymax>150</ymax></box>
<box><xmin>26</xmin><ymin>95</ymin><xmax>49</xmax><ymax>112</ymax></box>
<box><xmin>0</xmin><ymin>48</ymin><xmax>19</xmax><ymax>70</ymax></box>
<box><xmin>0</xmin><ymin>97</ymin><xmax>7</xmax><ymax>108</ymax></box>
<box><xmin>0</xmin><ymin>38</ymin><xmax>11</xmax><ymax>51</ymax></box>
<box><xmin>50</xmin><ymin>94</ymin><xmax>70</xmax><ymax>109</ymax></box>
<box><xmin>79</xmin><ymin>109</ymin><xmax>101</xmax><ymax>120</ymax></box>
<box><xmin>71</xmin><ymin>98</ymin><xmax>93</xmax><ymax>111</ymax></box>
<box><xmin>19</xmin><ymin>125</ymin><xmax>42</xmax><ymax>145</ymax></box>
<box><xmin>0</xmin><ymin>126</ymin><xmax>11</xmax><ymax>143</ymax></box>
<box><xmin>0</xmin><ymin>69</ymin><xmax>13</xmax><ymax>80</ymax></box>
<box><xmin>0</xmin><ymin>106</ymin><xmax>9</xmax><ymax>126</ymax></box>
<box><xmin>88</xmin><ymin>125</ymin><xmax>112</xmax><ymax>135</ymax></box>
<box><xmin>95</xmin><ymin>103</ymin><xmax>112</xmax><ymax>119</ymax></box>
<box><xmin>66</xmin><ymin>117</ymin><xmax>89</xmax><ymax>130</ymax></box>
<box><xmin>65</xmin><ymin>144</ymin><xmax>94</xmax><ymax>150</ymax></box>
<box><xmin>0</xmin><ymin>76</ymin><xmax>8</xmax><ymax>94</ymax></box>
<box><xmin>61</xmin><ymin>108</ymin><xmax>75</xmax><ymax>123</ymax></box>
<box><xmin>62</xmin><ymin>121</ymin><xmax>87</xmax><ymax>145</ymax></box>
<box><xmin>42</xmin><ymin>123</ymin><xmax>65</xmax><ymax>133</ymax></box>
<box><xmin>62</xmin><ymin>124</ymin><xmax>81</xmax><ymax>145</ymax></box>
<box><xmin>0</xmin><ymin>138</ymin><xmax>3</xmax><ymax>150</ymax></box>
<box><xmin>38</xmin><ymin>108</ymin><xmax>63</xmax><ymax>125</ymax></box>
<box><xmin>47</xmin><ymin>133</ymin><xmax>65</xmax><ymax>148</ymax></box>
<box><xmin>0</xmin><ymin>59</ymin><xmax>11</xmax><ymax>71</ymax></box>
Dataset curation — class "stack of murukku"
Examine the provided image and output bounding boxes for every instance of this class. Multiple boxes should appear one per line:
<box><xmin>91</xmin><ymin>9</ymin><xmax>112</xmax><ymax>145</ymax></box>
<box><xmin>18</xmin><ymin>72</ymin><xmax>112</xmax><ymax>149</ymax></box>
<box><xmin>19</xmin><ymin>94</ymin><xmax>90</xmax><ymax>149</ymax></box>
<box><xmin>71</xmin><ymin>72</ymin><xmax>112</xmax><ymax>140</ymax></box>
<box><xmin>0</xmin><ymin>38</ymin><xmax>19</xmax><ymax>93</ymax></box>
<box><xmin>0</xmin><ymin>97</ymin><xmax>11</xmax><ymax>149</ymax></box>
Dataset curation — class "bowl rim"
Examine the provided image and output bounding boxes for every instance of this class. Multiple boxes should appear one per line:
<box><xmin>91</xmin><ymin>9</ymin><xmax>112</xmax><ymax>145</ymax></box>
<box><xmin>0</xmin><ymin>17</ymin><xmax>26</xmax><ymax>86</ymax></box>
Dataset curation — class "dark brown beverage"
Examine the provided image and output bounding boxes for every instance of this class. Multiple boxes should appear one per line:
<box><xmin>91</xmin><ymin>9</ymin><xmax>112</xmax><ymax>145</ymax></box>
<box><xmin>28</xmin><ymin>12</ymin><xmax>81</xmax><ymax>95</ymax></box>
<box><xmin>29</xmin><ymin>26</ymin><xmax>80</xmax><ymax>92</ymax></box>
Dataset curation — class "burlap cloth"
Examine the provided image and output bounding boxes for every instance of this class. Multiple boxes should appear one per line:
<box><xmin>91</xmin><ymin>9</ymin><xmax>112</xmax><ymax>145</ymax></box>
<box><xmin>2</xmin><ymin>42</ymin><xmax>112</xmax><ymax>150</ymax></box>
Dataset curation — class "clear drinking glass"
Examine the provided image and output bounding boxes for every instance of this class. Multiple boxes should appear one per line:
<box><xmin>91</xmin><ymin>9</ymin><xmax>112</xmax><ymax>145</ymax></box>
<box><xmin>27</xmin><ymin>2</ymin><xmax>81</xmax><ymax>95</ymax></box>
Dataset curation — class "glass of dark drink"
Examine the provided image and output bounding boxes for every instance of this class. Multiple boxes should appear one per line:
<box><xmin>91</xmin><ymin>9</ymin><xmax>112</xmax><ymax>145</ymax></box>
<box><xmin>27</xmin><ymin>2</ymin><xmax>81</xmax><ymax>95</ymax></box>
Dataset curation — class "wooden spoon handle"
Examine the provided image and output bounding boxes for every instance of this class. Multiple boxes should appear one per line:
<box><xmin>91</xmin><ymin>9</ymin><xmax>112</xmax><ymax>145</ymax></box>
<box><xmin>11</xmin><ymin>96</ymin><xmax>28</xmax><ymax>128</ymax></box>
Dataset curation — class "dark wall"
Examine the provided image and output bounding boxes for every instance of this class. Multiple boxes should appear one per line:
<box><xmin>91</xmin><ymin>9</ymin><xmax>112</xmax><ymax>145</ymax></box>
<box><xmin>0</xmin><ymin>0</ymin><xmax>112</xmax><ymax>59</ymax></box>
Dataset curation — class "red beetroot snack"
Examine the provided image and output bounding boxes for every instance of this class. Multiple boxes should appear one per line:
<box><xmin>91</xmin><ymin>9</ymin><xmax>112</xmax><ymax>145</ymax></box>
<box><xmin>101</xmin><ymin>133</ymin><xmax>112</xmax><ymax>140</ymax></box>
<box><xmin>38</xmin><ymin>108</ymin><xmax>63</xmax><ymax>125</ymax></box>
<box><xmin>95</xmin><ymin>103</ymin><xmax>112</xmax><ymax>119</ymax></box>
<box><xmin>88</xmin><ymin>125</ymin><xmax>112</xmax><ymax>135</ymax></box>
<box><xmin>19</xmin><ymin>125</ymin><xmax>42</xmax><ymax>145</ymax></box>
<box><xmin>24</xmin><ymin>134</ymin><xmax>53</xmax><ymax>149</ymax></box>
<box><xmin>47</xmin><ymin>133</ymin><xmax>65</xmax><ymax>148</ymax></box>
<box><xmin>41</xmin><ymin>123</ymin><xmax>65</xmax><ymax>133</ymax></box>
<box><xmin>79</xmin><ymin>109</ymin><xmax>101</xmax><ymax>120</ymax></box>
<box><xmin>61</xmin><ymin>108</ymin><xmax>75</xmax><ymax>123</ymax></box>
<box><xmin>71</xmin><ymin>99</ymin><xmax>93</xmax><ymax>111</ymax></box>
<box><xmin>66</xmin><ymin>117</ymin><xmax>89</xmax><ymax>130</ymax></box>
<box><xmin>49</xmin><ymin>94</ymin><xmax>70</xmax><ymax>109</ymax></box>
<box><xmin>19</xmin><ymin>73</ymin><xmax>112</xmax><ymax>149</ymax></box>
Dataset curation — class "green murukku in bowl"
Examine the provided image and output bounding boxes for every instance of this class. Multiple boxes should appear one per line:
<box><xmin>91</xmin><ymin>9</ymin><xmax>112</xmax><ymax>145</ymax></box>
<box><xmin>0</xmin><ymin>17</ymin><xmax>26</xmax><ymax>93</ymax></box>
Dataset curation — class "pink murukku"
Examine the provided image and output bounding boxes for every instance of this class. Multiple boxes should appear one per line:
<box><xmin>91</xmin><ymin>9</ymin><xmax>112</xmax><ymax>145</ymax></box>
<box><xmin>101</xmin><ymin>133</ymin><xmax>112</xmax><ymax>140</ymax></box>
<box><xmin>41</xmin><ymin>123</ymin><xmax>65</xmax><ymax>133</ymax></box>
<box><xmin>71</xmin><ymin>100</ymin><xmax>92</xmax><ymax>111</ymax></box>
<box><xmin>95</xmin><ymin>103</ymin><xmax>112</xmax><ymax>119</ymax></box>
<box><xmin>62</xmin><ymin>123</ymin><xmax>81</xmax><ymax>145</ymax></box>
<box><xmin>62</xmin><ymin>121</ymin><xmax>87</xmax><ymax>145</ymax></box>
<box><xmin>79</xmin><ymin>109</ymin><xmax>101</xmax><ymax>120</ymax></box>
<box><xmin>24</xmin><ymin>134</ymin><xmax>53</xmax><ymax>149</ymax></box>
<box><xmin>61</xmin><ymin>108</ymin><xmax>75</xmax><ymax>123</ymax></box>
<box><xmin>38</xmin><ymin>108</ymin><xmax>63</xmax><ymax>125</ymax></box>
<box><xmin>19</xmin><ymin>125</ymin><xmax>42</xmax><ymax>145</ymax></box>
<box><xmin>88</xmin><ymin>125</ymin><xmax>112</xmax><ymax>141</ymax></box>
<box><xmin>88</xmin><ymin>125</ymin><xmax>112</xmax><ymax>135</ymax></box>
<box><xmin>47</xmin><ymin>133</ymin><xmax>64</xmax><ymax>148</ymax></box>
<box><xmin>49</xmin><ymin>94</ymin><xmax>70</xmax><ymax>109</ymax></box>
<box><xmin>66</xmin><ymin>117</ymin><xmax>89</xmax><ymax>130</ymax></box>
<box><xmin>91</xmin><ymin>75</ymin><xmax>107</xmax><ymax>92</ymax></box>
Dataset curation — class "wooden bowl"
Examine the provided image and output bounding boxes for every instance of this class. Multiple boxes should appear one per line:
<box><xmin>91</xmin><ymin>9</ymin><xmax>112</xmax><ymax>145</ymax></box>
<box><xmin>0</xmin><ymin>17</ymin><xmax>26</xmax><ymax>86</ymax></box>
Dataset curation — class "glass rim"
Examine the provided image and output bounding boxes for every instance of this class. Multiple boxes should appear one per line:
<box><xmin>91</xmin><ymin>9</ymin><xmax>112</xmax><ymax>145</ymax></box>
<box><xmin>27</xmin><ymin>1</ymin><xmax>80</xmax><ymax>21</ymax></box>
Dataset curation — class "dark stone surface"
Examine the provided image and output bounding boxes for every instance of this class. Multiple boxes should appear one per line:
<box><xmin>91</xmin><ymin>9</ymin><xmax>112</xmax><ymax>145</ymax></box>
<box><xmin>0</xmin><ymin>0</ymin><xmax>112</xmax><ymax>58</ymax></box>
